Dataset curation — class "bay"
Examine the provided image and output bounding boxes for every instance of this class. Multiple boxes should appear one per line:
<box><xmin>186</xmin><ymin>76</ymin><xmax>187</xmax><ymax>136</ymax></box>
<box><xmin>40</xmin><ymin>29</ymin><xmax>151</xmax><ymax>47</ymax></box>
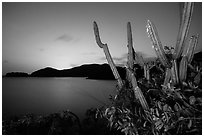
<box><xmin>2</xmin><ymin>77</ymin><xmax>117</xmax><ymax>119</ymax></box>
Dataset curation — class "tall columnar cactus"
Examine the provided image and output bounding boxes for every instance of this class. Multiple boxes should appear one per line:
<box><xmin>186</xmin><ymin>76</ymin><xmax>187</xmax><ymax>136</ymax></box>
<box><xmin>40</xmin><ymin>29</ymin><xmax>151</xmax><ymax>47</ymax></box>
<box><xmin>126</xmin><ymin>22</ymin><xmax>149</xmax><ymax>111</ymax></box>
<box><xmin>93</xmin><ymin>21</ymin><xmax>124</xmax><ymax>90</ymax></box>
<box><xmin>172</xmin><ymin>2</ymin><xmax>194</xmax><ymax>83</ymax></box>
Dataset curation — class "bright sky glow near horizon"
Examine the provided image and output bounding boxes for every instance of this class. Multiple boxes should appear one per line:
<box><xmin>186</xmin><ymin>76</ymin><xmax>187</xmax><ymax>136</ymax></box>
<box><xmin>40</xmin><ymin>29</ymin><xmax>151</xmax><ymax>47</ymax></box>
<box><xmin>2</xmin><ymin>2</ymin><xmax>202</xmax><ymax>75</ymax></box>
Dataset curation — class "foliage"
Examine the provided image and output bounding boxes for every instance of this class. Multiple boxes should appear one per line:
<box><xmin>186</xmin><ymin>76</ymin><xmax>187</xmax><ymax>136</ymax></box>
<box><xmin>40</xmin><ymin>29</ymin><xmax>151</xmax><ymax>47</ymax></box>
<box><xmin>2</xmin><ymin>110</ymin><xmax>82</xmax><ymax>135</ymax></box>
<box><xmin>2</xmin><ymin>109</ymin><xmax>121</xmax><ymax>135</ymax></box>
<box><xmin>95</xmin><ymin>58</ymin><xmax>202</xmax><ymax>135</ymax></box>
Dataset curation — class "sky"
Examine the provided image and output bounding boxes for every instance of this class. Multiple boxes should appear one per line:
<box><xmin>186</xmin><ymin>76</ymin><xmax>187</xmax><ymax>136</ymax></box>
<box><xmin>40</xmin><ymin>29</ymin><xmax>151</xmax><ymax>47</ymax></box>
<box><xmin>2</xmin><ymin>2</ymin><xmax>202</xmax><ymax>75</ymax></box>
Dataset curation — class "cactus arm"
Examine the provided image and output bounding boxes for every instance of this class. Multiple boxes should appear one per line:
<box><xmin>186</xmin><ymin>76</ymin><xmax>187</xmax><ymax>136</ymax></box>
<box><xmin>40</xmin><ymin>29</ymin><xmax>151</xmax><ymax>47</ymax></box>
<box><xmin>171</xmin><ymin>60</ymin><xmax>179</xmax><ymax>84</ymax></box>
<box><xmin>173</xmin><ymin>2</ymin><xmax>194</xmax><ymax>59</ymax></box>
<box><xmin>144</xmin><ymin>65</ymin><xmax>147</xmax><ymax>79</ymax></box>
<box><xmin>127</xmin><ymin>22</ymin><xmax>134</xmax><ymax>69</ymax></box>
<box><xmin>146</xmin><ymin>20</ymin><xmax>171</xmax><ymax>68</ymax></box>
<box><xmin>93</xmin><ymin>21</ymin><xmax>123</xmax><ymax>90</ymax></box>
<box><xmin>93</xmin><ymin>21</ymin><xmax>106</xmax><ymax>48</ymax></box>
<box><xmin>163</xmin><ymin>68</ymin><xmax>171</xmax><ymax>86</ymax></box>
<box><xmin>146</xmin><ymin>68</ymin><xmax>150</xmax><ymax>81</ymax></box>
<box><xmin>187</xmin><ymin>34</ymin><xmax>199</xmax><ymax>63</ymax></box>
<box><xmin>182</xmin><ymin>35</ymin><xmax>194</xmax><ymax>57</ymax></box>
<box><xmin>179</xmin><ymin>56</ymin><xmax>188</xmax><ymax>82</ymax></box>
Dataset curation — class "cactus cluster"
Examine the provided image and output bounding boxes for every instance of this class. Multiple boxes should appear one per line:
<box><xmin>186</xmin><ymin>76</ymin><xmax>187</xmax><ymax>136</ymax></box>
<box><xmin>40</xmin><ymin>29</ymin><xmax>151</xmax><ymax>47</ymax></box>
<box><xmin>93</xmin><ymin>2</ymin><xmax>198</xmax><ymax>116</ymax></box>
<box><xmin>93</xmin><ymin>2</ymin><xmax>201</xmax><ymax>135</ymax></box>
<box><xmin>146</xmin><ymin>2</ymin><xmax>198</xmax><ymax>85</ymax></box>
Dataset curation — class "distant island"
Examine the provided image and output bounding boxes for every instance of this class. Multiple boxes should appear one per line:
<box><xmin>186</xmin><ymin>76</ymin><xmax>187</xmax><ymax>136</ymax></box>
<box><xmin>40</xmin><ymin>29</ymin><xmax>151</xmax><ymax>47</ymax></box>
<box><xmin>4</xmin><ymin>52</ymin><xmax>202</xmax><ymax>80</ymax></box>
<box><xmin>4</xmin><ymin>64</ymin><xmax>126</xmax><ymax>80</ymax></box>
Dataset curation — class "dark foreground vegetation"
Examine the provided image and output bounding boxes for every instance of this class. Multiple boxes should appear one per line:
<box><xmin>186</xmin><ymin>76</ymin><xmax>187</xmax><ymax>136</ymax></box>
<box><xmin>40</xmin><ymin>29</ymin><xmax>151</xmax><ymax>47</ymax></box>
<box><xmin>2</xmin><ymin>109</ymin><xmax>119</xmax><ymax>135</ymax></box>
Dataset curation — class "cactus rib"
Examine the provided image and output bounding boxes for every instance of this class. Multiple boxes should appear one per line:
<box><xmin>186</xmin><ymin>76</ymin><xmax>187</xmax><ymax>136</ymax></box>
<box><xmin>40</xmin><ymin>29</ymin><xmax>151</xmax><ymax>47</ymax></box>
<box><xmin>146</xmin><ymin>20</ymin><xmax>171</xmax><ymax>68</ymax></box>
<box><xmin>127</xmin><ymin>22</ymin><xmax>134</xmax><ymax>70</ymax></box>
<box><xmin>173</xmin><ymin>2</ymin><xmax>194</xmax><ymax>59</ymax></box>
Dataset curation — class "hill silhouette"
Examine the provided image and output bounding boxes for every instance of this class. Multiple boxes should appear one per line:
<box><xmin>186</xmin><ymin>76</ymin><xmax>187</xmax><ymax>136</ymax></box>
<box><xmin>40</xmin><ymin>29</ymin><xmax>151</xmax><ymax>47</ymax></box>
<box><xmin>30</xmin><ymin>64</ymin><xmax>127</xmax><ymax>80</ymax></box>
<box><xmin>4</xmin><ymin>52</ymin><xmax>202</xmax><ymax>80</ymax></box>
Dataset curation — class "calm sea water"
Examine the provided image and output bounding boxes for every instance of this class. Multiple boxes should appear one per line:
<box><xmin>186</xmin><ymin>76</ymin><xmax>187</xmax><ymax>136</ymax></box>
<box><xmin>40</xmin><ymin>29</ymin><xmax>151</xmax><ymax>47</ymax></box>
<box><xmin>2</xmin><ymin>77</ymin><xmax>117</xmax><ymax>119</ymax></box>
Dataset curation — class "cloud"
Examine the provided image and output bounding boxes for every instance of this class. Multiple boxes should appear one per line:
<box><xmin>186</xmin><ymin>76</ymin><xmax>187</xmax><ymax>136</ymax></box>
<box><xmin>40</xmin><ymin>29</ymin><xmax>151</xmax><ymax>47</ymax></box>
<box><xmin>98</xmin><ymin>53</ymin><xmax>128</xmax><ymax>65</ymax></box>
<box><xmin>135</xmin><ymin>51</ymin><xmax>147</xmax><ymax>58</ymax></box>
<box><xmin>112</xmin><ymin>56</ymin><xmax>126</xmax><ymax>62</ymax></box>
<box><xmin>56</xmin><ymin>34</ymin><xmax>73</xmax><ymax>42</ymax></box>
<box><xmin>98</xmin><ymin>52</ymin><xmax>157</xmax><ymax>65</ymax></box>
<box><xmin>39</xmin><ymin>48</ymin><xmax>45</xmax><ymax>52</ymax></box>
